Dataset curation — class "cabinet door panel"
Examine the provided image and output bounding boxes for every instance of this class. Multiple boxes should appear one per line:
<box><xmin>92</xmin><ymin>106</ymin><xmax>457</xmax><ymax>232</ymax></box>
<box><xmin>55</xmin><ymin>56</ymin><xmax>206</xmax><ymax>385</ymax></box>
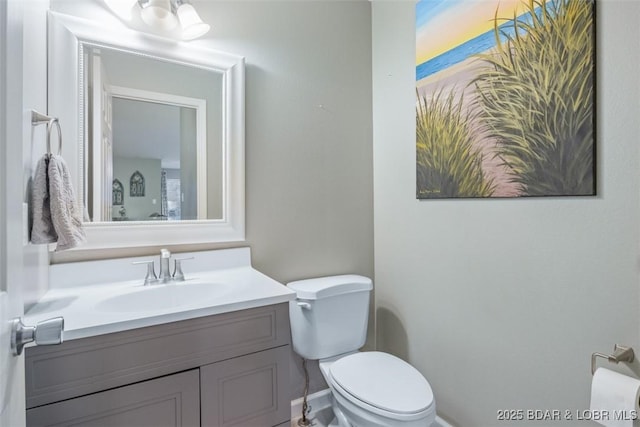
<box><xmin>26</xmin><ymin>370</ymin><xmax>199</xmax><ymax>427</ymax></box>
<box><xmin>201</xmin><ymin>346</ymin><xmax>290</xmax><ymax>427</ymax></box>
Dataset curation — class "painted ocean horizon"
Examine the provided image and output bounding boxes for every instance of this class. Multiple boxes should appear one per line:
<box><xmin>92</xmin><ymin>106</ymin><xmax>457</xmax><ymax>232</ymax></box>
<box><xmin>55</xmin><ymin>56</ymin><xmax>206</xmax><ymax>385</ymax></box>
<box><xmin>416</xmin><ymin>5</ymin><xmax>546</xmax><ymax>81</ymax></box>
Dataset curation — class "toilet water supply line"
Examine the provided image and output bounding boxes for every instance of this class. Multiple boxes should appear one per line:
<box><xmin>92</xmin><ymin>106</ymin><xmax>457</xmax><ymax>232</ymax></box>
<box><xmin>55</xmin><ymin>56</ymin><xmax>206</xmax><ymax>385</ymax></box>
<box><xmin>298</xmin><ymin>358</ymin><xmax>312</xmax><ymax>427</ymax></box>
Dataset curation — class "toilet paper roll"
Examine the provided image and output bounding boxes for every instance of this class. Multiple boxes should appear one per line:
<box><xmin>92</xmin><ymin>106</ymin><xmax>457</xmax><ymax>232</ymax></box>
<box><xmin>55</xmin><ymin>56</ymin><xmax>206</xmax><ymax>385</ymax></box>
<box><xmin>590</xmin><ymin>368</ymin><xmax>640</xmax><ymax>427</ymax></box>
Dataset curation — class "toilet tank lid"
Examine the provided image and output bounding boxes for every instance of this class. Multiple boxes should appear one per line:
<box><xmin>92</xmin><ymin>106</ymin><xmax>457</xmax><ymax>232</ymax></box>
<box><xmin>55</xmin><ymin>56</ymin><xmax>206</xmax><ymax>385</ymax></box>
<box><xmin>287</xmin><ymin>275</ymin><xmax>372</xmax><ymax>300</ymax></box>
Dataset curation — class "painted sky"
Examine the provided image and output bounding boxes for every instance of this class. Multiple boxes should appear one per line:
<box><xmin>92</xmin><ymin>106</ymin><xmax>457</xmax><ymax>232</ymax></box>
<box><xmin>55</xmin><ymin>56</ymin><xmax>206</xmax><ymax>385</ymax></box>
<box><xmin>416</xmin><ymin>0</ymin><xmax>535</xmax><ymax>65</ymax></box>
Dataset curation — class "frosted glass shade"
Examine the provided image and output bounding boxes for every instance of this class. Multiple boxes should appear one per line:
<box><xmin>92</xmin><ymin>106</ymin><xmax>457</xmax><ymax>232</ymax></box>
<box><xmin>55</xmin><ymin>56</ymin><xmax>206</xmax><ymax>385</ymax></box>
<box><xmin>140</xmin><ymin>0</ymin><xmax>178</xmax><ymax>30</ymax></box>
<box><xmin>177</xmin><ymin>3</ymin><xmax>210</xmax><ymax>40</ymax></box>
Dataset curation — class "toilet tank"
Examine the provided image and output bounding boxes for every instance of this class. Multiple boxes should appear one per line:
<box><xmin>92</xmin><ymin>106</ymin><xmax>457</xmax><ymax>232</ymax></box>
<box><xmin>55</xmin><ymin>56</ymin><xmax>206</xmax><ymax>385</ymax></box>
<box><xmin>288</xmin><ymin>275</ymin><xmax>373</xmax><ymax>360</ymax></box>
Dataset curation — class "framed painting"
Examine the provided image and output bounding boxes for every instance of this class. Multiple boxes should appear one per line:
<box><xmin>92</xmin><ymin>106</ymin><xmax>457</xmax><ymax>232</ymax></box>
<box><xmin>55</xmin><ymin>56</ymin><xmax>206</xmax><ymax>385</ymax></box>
<box><xmin>416</xmin><ymin>0</ymin><xmax>596</xmax><ymax>198</ymax></box>
<box><xmin>130</xmin><ymin>170</ymin><xmax>145</xmax><ymax>197</ymax></box>
<box><xmin>112</xmin><ymin>179</ymin><xmax>124</xmax><ymax>205</ymax></box>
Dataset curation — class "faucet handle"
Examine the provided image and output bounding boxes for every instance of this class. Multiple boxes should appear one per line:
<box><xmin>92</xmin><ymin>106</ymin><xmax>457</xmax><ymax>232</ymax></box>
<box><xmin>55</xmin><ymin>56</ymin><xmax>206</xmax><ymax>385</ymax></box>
<box><xmin>132</xmin><ymin>260</ymin><xmax>157</xmax><ymax>286</ymax></box>
<box><xmin>172</xmin><ymin>257</ymin><xmax>194</xmax><ymax>281</ymax></box>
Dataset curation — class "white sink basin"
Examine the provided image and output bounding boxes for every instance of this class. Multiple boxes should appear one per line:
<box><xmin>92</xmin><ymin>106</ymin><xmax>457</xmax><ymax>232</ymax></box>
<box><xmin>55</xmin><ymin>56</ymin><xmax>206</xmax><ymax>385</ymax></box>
<box><xmin>24</xmin><ymin>248</ymin><xmax>297</xmax><ymax>341</ymax></box>
<box><xmin>95</xmin><ymin>282</ymin><xmax>229</xmax><ymax>313</ymax></box>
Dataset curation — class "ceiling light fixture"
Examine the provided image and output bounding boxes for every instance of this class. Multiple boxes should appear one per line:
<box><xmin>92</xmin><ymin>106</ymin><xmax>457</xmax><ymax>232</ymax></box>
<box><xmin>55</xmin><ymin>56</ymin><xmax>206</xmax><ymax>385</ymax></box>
<box><xmin>105</xmin><ymin>0</ymin><xmax>210</xmax><ymax>40</ymax></box>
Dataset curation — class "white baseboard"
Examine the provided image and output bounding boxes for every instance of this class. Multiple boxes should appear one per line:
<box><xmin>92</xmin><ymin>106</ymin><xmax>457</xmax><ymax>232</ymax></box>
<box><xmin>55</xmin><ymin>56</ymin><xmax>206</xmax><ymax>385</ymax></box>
<box><xmin>291</xmin><ymin>388</ymin><xmax>455</xmax><ymax>427</ymax></box>
<box><xmin>291</xmin><ymin>389</ymin><xmax>333</xmax><ymax>420</ymax></box>
<box><xmin>435</xmin><ymin>415</ymin><xmax>455</xmax><ymax>427</ymax></box>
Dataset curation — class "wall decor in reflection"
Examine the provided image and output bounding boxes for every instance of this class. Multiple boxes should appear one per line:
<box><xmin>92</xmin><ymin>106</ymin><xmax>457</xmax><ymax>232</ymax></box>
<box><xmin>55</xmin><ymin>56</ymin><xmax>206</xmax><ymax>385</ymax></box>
<box><xmin>130</xmin><ymin>170</ymin><xmax>145</xmax><ymax>197</ymax></box>
<box><xmin>112</xmin><ymin>179</ymin><xmax>124</xmax><ymax>205</ymax></box>
<box><xmin>415</xmin><ymin>0</ymin><xmax>596</xmax><ymax>198</ymax></box>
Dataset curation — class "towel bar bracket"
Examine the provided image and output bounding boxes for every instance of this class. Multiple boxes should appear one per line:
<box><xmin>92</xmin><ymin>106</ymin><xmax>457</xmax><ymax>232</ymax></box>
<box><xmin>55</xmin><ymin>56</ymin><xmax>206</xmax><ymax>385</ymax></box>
<box><xmin>591</xmin><ymin>344</ymin><xmax>635</xmax><ymax>375</ymax></box>
<box><xmin>30</xmin><ymin>110</ymin><xmax>62</xmax><ymax>155</ymax></box>
<box><xmin>31</xmin><ymin>110</ymin><xmax>52</xmax><ymax>125</ymax></box>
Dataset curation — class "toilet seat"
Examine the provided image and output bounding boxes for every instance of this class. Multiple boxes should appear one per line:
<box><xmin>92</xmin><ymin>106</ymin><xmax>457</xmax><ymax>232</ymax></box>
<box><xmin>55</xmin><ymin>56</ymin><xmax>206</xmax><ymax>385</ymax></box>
<box><xmin>328</xmin><ymin>352</ymin><xmax>434</xmax><ymax>419</ymax></box>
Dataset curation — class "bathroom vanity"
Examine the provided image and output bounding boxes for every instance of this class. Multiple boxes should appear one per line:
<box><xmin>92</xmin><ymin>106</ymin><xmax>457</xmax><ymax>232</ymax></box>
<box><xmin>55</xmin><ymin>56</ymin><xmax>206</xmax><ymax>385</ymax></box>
<box><xmin>23</xmin><ymin>248</ymin><xmax>294</xmax><ymax>427</ymax></box>
<box><xmin>21</xmin><ymin>10</ymin><xmax>281</xmax><ymax>425</ymax></box>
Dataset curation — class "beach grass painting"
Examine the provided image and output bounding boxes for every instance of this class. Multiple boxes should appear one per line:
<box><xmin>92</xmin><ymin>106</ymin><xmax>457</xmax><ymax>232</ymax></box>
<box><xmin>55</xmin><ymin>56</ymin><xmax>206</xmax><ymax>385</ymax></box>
<box><xmin>416</xmin><ymin>0</ymin><xmax>595</xmax><ymax>198</ymax></box>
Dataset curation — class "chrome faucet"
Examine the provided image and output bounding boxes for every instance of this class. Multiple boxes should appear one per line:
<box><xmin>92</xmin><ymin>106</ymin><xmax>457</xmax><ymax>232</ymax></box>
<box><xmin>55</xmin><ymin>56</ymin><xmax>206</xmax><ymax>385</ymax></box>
<box><xmin>159</xmin><ymin>248</ymin><xmax>172</xmax><ymax>283</ymax></box>
<box><xmin>133</xmin><ymin>249</ymin><xmax>193</xmax><ymax>285</ymax></box>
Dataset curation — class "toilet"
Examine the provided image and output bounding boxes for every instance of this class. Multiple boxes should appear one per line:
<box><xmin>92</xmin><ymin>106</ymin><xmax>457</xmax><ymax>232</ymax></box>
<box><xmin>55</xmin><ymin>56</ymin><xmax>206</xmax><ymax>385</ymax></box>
<box><xmin>288</xmin><ymin>275</ymin><xmax>436</xmax><ymax>427</ymax></box>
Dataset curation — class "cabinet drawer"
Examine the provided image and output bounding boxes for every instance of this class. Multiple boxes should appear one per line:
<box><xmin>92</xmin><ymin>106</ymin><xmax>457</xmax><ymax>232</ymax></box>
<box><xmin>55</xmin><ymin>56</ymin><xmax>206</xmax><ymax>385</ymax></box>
<box><xmin>27</xmin><ymin>369</ymin><xmax>200</xmax><ymax>427</ymax></box>
<box><xmin>26</xmin><ymin>303</ymin><xmax>290</xmax><ymax>408</ymax></box>
<box><xmin>201</xmin><ymin>346</ymin><xmax>291</xmax><ymax>427</ymax></box>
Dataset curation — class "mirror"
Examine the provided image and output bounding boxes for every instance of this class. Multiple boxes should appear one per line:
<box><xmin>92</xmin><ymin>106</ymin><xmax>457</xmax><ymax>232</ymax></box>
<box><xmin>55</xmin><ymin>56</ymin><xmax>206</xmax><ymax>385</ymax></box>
<box><xmin>88</xmin><ymin>46</ymin><xmax>220</xmax><ymax>222</ymax></box>
<box><xmin>48</xmin><ymin>11</ymin><xmax>245</xmax><ymax>249</ymax></box>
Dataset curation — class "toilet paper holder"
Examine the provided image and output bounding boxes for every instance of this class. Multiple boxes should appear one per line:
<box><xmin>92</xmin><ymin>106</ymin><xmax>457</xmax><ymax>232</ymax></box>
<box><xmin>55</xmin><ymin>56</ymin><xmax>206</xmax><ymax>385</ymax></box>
<box><xmin>591</xmin><ymin>344</ymin><xmax>635</xmax><ymax>375</ymax></box>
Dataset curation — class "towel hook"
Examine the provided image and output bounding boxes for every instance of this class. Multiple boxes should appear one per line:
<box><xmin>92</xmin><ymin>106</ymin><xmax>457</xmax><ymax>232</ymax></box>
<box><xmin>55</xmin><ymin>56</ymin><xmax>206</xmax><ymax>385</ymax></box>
<box><xmin>31</xmin><ymin>110</ymin><xmax>62</xmax><ymax>155</ymax></box>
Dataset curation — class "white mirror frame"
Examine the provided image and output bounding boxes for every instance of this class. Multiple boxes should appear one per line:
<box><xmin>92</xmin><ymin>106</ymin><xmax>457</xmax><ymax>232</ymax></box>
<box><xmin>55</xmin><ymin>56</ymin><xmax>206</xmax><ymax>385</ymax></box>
<box><xmin>48</xmin><ymin>11</ymin><xmax>245</xmax><ymax>250</ymax></box>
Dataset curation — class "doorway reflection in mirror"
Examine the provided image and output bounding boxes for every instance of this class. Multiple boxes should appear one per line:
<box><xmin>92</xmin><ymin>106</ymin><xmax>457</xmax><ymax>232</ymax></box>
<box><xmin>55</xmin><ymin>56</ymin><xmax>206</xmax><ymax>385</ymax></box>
<box><xmin>85</xmin><ymin>45</ymin><xmax>218</xmax><ymax>223</ymax></box>
<box><xmin>109</xmin><ymin>98</ymin><xmax>198</xmax><ymax>221</ymax></box>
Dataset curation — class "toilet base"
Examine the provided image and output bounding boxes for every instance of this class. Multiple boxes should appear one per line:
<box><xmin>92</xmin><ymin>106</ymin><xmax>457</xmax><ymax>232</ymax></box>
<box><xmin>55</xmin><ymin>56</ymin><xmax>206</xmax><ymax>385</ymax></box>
<box><xmin>328</xmin><ymin>399</ymin><xmax>350</xmax><ymax>427</ymax></box>
<box><xmin>292</xmin><ymin>387</ymin><xmax>438</xmax><ymax>427</ymax></box>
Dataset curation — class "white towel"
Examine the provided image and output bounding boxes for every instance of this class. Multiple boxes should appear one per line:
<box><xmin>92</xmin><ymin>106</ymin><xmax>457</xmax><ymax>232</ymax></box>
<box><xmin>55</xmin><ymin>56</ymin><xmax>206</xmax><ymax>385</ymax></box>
<box><xmin>30</xmin><ymin>154</ymin><xmax>57</xmax><ymax>244</ymax></box>
<box><xmin>30</xmin><ymin>154</ymin><xmax>86</xmax><ymax>251</ymax></box>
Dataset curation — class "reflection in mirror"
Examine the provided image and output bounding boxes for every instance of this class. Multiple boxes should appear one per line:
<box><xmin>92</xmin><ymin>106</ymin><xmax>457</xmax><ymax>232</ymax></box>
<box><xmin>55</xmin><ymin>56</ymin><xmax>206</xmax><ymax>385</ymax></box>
<box><xmin>110</xmin><ymin>98</ymin><xmax>198</xmax><ymax>221</ymax></box>
<box><xmin>48</xmin><ymin>11</ymin><xmax>245</xmax><ymax>249</ymax></box>
<box><xmin>86</xmin><ymin>46</ymin><xmax>222</xmax><ymax>222</ymax></box>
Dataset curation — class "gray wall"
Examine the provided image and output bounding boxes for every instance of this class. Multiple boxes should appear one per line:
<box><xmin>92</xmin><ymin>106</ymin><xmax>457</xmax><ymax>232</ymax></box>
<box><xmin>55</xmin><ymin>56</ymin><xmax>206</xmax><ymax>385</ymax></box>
<box><xmin>201</xmin><ymin>1</ymin><xmax>373</xmax><ymax>285</ymax></box>
<box><xmin>372</xmin><ymin>1</ymin><xmax>640</xmax><ymax>426</ymax></box>
<box><xmin>50</xmin><ymin>0</ymin><xmax>373</xmax><ymax>399</ymax></box>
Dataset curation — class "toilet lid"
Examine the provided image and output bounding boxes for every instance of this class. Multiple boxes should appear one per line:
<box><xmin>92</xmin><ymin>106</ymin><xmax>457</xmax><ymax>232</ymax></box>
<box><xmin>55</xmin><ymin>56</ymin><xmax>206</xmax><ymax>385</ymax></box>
<box><xmin>329</xmin><ymin>352</ymin><xmax>434</xmax><ymax>415</ymax></box>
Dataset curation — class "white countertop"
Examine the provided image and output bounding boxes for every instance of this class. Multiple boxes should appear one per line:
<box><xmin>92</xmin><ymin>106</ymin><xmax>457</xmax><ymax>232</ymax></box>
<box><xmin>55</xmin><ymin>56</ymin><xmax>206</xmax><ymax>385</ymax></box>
<box><xmin>24</xmin><ymin>248</ymin><xmax>295</xmax><ymax>341</ymax></box>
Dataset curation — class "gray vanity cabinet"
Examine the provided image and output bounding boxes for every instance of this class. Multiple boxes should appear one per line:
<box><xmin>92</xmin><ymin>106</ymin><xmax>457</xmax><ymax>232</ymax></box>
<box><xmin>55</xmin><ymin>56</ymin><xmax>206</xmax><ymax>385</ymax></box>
<box><xmin>201</xmin><ymin>346</ymin><xmax>290</xmax><ymax>426</ymax></box>
<box><xmin>26</xmin><ymin>369</ymin><xmax>200</xmax><ymax>427</ymax></box>
<box><xmin>25</xmin><ymin>303</ymin><xmax>291</xmax><ymax>427</ymax></box>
